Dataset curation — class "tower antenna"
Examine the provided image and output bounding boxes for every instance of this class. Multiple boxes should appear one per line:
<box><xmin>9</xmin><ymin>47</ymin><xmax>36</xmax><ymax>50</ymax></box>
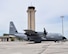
<box><xmin>31</xmin><ymin>0</ymin><xmax>33</xmax><ymax>6</ymax></box>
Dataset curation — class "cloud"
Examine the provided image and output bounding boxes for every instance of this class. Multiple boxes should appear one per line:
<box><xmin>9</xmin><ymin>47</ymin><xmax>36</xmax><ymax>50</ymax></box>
<box><xmin>35</xmin><ymin>0</ymin><xmax>68</xmax><ymax>19</ymax></box>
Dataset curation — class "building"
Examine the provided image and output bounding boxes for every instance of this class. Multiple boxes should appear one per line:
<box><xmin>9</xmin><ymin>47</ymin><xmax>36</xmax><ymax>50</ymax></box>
<box><xmin>0</xmin><ymin>34</ymin><xmax>18</xmax><ymax>42</ymax></box>
<box><xmin>27</xmin><ymin>6</ymin><xmax>36</xmax><ymax>31</ymax></box>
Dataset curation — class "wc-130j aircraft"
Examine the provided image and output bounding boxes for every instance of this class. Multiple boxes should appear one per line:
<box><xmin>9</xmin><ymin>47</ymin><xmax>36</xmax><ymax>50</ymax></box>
<box><xmin>9</xmin><ymin>21</ymin><xmax>67</xmax><ymax>43</ymax></box>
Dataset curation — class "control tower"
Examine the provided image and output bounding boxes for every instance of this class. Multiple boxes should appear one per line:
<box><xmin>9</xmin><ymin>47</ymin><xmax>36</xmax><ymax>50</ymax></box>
<box><xmin>27</xmin><ymin>6</ymin><xmax>36</xmax><ymax>31</ymax></box>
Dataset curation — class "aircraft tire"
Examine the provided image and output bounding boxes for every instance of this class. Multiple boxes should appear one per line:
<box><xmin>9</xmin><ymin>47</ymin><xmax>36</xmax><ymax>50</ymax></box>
<box><xmin>34</xmin><ymin>40</ymin><xmax>41</xmax><ymax>43</ymax></box>
<box><xmin>54</xmin><ymin>40</ymin><xmax>57</xmax><ymax>42</ymax></box>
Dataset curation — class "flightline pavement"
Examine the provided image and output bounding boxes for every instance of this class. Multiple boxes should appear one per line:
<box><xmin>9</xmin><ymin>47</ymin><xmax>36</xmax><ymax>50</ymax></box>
<box><xmin>0</xmin><ymin>41</ymin><xmax>68</xmax><ymax>54</ymax></box>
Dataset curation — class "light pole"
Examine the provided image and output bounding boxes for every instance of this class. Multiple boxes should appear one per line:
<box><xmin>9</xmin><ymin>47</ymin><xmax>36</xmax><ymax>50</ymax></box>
<box><xmin>61</xmin><ymin>16</ymin><xmax>64</xmax><ymax>36</ymax></box>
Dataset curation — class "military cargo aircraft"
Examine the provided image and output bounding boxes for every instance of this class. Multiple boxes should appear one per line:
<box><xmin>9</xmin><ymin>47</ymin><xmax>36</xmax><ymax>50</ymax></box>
<box><xmin>9</xmin><ymin>21</ymin><xmax>67</xmax><ymax>43</ymax></box>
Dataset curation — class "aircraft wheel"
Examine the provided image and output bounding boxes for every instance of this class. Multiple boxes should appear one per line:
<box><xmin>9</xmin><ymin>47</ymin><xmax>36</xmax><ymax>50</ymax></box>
<box><xmin>54</xmin><ymin>40</ymin><xmax>57</xmax><ymax>42</ymax></box>
<box><xmin>34</xmin><ymin>41</ymin><xmax>41</xmax><ymax>43</ymax></box>
<box><xmin>34</xmin><ymin>40</ymin><xmax>41</xmax><ymax>43</ymax></box>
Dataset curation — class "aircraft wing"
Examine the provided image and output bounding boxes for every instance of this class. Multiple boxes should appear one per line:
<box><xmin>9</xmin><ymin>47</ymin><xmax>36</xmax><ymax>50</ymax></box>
<box><xmin>24</xmin><ymin>30</ymin><xmax>41</xmax><ymax>43</ymax></box>
<box><xmin>24</xmin><ymin>30</ymin><xmax>37</xmax><ymax>36</ymax></box>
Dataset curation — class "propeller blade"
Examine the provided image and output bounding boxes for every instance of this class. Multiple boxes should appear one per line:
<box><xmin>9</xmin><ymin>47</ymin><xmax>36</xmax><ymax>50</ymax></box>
<box><xmin>44</xmin><ymin>28</ymin><xmax>47</xmax><ymax>35</ymax></box>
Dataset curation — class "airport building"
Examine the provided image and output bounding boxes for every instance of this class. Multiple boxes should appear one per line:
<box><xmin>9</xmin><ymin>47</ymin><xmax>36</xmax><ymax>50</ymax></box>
<box><xmin>0</xmin><ymin>34</ymin><xmax>18</xmax><ymax>42</ymax></box>
<box><xmin>27</xmin><ymin>6</ymin><xmax>36</xmax><ymax>31</ymax></box>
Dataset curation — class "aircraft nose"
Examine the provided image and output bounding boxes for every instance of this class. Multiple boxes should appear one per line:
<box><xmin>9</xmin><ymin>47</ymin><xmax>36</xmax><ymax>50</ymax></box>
<box><xmin>62</xmin><ymin>37</ymin><xmax>67</xmax><ymax>40</ymax></box>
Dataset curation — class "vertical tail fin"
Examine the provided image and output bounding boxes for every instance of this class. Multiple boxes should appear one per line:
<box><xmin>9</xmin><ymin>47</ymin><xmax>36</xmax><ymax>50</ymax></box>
<box><xmin>9</xmin><ymin>21</ymin><xmax>18</xmax><ymax>34</ymax></box>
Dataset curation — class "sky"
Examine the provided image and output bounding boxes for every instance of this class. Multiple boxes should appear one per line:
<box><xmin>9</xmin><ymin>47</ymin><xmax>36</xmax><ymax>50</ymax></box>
<box><xmin>0</xmin><ymin>0</ymin><xmax>68</xmax><ymax>38</ymax></box>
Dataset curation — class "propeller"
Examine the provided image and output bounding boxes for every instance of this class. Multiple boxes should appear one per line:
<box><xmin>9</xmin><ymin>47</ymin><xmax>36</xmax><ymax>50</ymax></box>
<box><xmin>44</xmin><ymin>28</ymin><xmax>47</xmax><ymax>35</ymax></box>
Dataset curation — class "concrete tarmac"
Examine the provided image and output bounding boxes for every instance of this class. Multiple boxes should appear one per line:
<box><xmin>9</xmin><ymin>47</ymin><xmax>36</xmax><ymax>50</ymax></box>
<box><xmin>0</xmin><ymin>41</ymin><xmax>68</xmax><ymax>54</ymax></box>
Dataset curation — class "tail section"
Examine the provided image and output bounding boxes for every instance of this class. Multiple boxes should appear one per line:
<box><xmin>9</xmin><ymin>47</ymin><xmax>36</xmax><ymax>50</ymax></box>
<box><xmin>9</xmin><ymin>21</ymin><xmax>18</xmax><ymax>34</ymax></box>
